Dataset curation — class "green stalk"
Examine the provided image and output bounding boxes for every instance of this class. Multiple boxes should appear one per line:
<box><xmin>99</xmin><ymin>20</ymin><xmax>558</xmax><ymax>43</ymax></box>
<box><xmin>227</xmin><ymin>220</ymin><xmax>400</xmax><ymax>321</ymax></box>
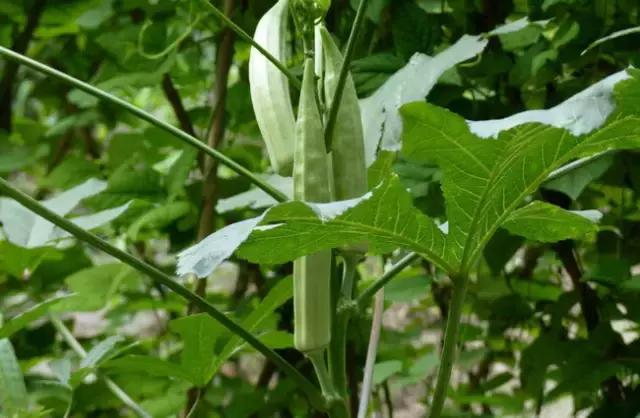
<box><xmin>427</xmin><ymin>276</ymin><xmax>468</xmax><ymax>418</ymax></box>
<box><xmin>324</xmin><ymin>0</ymin><xmax>370</xmax><ymax>150</ymax></box>
<box><xmin>0</xmin><ymin>46</ymin><xmax>287</xmax><ymax>203</ymax></box>
<box><xmin>49</xmin><ymin>315</ymin><xmax>151</xmax><ymax>418</ymax></box>
<box><xmin>0</xmin><ymin>177</ymin><xmax>324</xmax><ymax>411</ymax></box>
<box><xmin>199</xmin><ymin>0</ymin><xmax>301</xmax><ymax>90</ymax></box>
<box><xmin>329</xmin><ymin>253</ymin><xmax>360</xmax><ymax>396</ymax></box>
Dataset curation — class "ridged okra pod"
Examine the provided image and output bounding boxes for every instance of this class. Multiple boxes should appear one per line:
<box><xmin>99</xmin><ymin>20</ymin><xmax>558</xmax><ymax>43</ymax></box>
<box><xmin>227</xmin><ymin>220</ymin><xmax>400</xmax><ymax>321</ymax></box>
<box><xmin>293</xmin><ymin>58</ymin><xmax>333</xmax><ymax>353</ymax></box>
<box><xmin>320</xmin><ymin>27</ymin><xmax>368</xmax><ymax>201</ymax></box>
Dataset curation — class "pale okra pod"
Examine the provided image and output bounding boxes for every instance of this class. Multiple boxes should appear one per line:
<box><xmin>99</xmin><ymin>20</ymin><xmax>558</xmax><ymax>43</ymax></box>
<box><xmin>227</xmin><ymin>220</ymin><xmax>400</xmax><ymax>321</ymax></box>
<box><xmin>249</xmin><ymin>0</ymin><xmax>296</xmax><ymax>176</ymax></box>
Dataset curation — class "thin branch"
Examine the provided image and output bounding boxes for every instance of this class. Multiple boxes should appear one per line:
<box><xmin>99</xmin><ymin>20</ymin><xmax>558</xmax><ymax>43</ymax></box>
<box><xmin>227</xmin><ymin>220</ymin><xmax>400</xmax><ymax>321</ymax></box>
<box><xmin>162</xmin><ymin>74</ymin><xmax>197</xmax><ymax>137</ymax></box>
<box><xmin>184</xmin><ymin>1</ymin><xmax>237</xmax><ymax>413</ymax></box>
<box><xmin>0</xmin><ymin>0</ymin><xmax>46</xmax><ymax>132</ymax></box>
<box><xmin>0</xmin><ymin>46</ymin><xmax>287</xmax><ymax>202</ymax></box>
<box><xmin>49</xmin><ymin>315</ymin><xmax>151</xmax><ymax>418</ymax></box>
<box><xmin>324</xmin><ymin>0</ymin><xmax>370</xmax><ymax>150</ymax></box>
<box><xmin>544</xmin><ymin>151</ymin><xmax>612</xmax><ymax>183</ymax></box>
<box><xmin>198</xmin><ymin>0</ymin><xmax>301</xmax><ymax>91</ymax></box>
<box><xmin>357</xmin><ymin>288</ymin><xmax>384</xmax><ymax>418</ymax></box>
<box><xmin>0</xmin><ymin>177</ymin><xmax>325</xmax><ymax>411</ymax></box>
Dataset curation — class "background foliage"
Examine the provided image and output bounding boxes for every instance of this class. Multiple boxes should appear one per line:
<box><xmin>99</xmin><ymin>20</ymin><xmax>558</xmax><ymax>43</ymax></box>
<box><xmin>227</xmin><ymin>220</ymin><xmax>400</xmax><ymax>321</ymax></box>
<box><xmin>1</xmin><ymin>0</ymin><xmax>639</xmax><ymax>417</ymax></box>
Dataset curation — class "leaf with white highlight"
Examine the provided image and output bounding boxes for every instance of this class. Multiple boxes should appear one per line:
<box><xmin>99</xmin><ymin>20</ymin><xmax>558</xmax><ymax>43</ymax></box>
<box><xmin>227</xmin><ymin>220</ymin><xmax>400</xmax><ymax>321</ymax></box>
<box><xmin>467</xmin><ymin>70</ymin><xmax>631</xmax><ymax>138</ymax></box>
<box><xmin>0</xmin><ymin>178</ymin><xmax>127</xmax><ymax>248</ymax></box>
<box><xmin>216</xmin><ymin>175</ymin><xmax>293</xmax><ymax>213</ymax></box>
<box><xmin>177</xmin><ymin>215</ymin><xmax>266</xmax><ymax>278</ymax></box>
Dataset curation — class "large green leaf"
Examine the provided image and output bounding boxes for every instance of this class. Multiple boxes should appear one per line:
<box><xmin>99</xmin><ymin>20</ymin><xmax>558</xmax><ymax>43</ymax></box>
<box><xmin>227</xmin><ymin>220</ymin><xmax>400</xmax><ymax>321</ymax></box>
<box><xmin>401</xmin><ymin>102</ymin><xmax>640</xmax><ymax>271</ymax></box>
<box><xmin>237</xmin><ymin>175</ymin><xmax>450</xmax><ymax>271</ymax></box>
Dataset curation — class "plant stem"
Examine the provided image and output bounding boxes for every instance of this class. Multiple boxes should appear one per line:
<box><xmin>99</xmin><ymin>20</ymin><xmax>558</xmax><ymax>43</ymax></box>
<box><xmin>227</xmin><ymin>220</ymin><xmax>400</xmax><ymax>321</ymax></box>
<box><xmin>0</xmin><ymin>177</ymin><xmax>324</xmax><ymax>411</ymax></box>
<box><xmin>428</xmin><ymin>276</ymin><xmax>468</xmax><ymax>418</ymax></box>
<box><xmin>329</xmin><ymin>253</ymin><xmax>360</xmax><ymax>396</ymax></box>
<box><xmin>49</xmin><ymin>315</ymin><xmax>151</xmax><ymax>418</ymax></box>
<box><xmin>357</xmin><ymin>253</ymin><xmax>419</xmax><ymax>308</ymax></box>
<box><xmin>357</xmin><ymin>288</ymin><xmax>384</xmax><ymax>418</ymax></box>
<box><xmin>0</xmin><ymin>46</ymin><xmax>287</xmax><ymax>203</ymax></box>
<box><xmin>324</xmin><ymin>0</ymin><xmax>370</xmax><ymax>150</ymax></box>
<box><xmin>198</xmin><ymin>0</ymin><xmax>301</xmax><ymax>91</ymax></box>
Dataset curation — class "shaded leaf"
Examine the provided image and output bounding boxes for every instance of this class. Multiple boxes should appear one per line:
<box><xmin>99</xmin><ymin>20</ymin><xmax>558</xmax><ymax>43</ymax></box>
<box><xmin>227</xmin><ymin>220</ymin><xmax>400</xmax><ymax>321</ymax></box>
<box><xmin>502</xmin><ymin>201</ymin><xmax>601</xmax><ymax>242</ymax></box>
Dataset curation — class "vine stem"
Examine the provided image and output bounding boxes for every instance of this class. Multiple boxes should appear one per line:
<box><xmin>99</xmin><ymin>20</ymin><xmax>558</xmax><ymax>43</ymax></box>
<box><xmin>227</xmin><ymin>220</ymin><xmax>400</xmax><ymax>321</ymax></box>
<box><xmin>0</xmin><ymin>46</ymin><xmax>287</xmax><ymax>203</ymax></box>
<box><xmin>198</xmin><ymin>0</ymin><xmax>301</xmax><ymax>90</ymax></box>
<box><xmin>324</xmin><ymin>0</ymin><xmax>370</xmax><ymax>150</ymax></box>
<box><xmin>357</xmin><ymin>288</ymin><xmax>384</xmax><ymax>418</ymax></box>
<box><xmin>0</xmin><ymin>177</ymin><xmax>324</xmax><ymax>411</ymax></box>
<box><xmin>428</xmin><ymin>276</ymin><xmax>468</xmax><ymax>418</ymax></box>
<box><xmin>49</xmin><ymin>315</ymin><xmax>151</xmax><ymax>418</ymax></box>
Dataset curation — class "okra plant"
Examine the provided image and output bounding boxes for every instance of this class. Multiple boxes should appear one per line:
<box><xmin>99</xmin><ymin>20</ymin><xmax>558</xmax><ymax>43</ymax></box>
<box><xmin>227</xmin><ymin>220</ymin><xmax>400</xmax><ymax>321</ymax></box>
<box><xmin>1</xmin><ymin>1</ymin><xmax>640</xmax><ymax>417</ymax></box>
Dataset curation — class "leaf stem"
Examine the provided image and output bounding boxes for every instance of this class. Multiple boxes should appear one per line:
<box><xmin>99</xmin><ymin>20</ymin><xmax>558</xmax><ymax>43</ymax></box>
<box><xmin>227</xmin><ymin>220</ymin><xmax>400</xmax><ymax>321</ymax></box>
<box><xmin>49</xmin><ymin>315</ymin><xmax>152</xmax><ymax>418</ymax></box>
<box><xmin>329</xmin><ymin>252</ymin><xmax>361</xmax><ymax>396</ymax></box>
<box><xmin>198</xmin><ymin>0</ymin><xmax>301</xmax><ymax>90</ymax></box>
<box><xmin>357</xmin><ymin>253</ymin><xmax>419</xmax><ymax>308</ymax></box>
<box><xmin>0</xmin><ymin>46</ymin><xmax>287</xmax><ymax>203</ymax></box>
<box><xmin>308</xmin><ymin>350</ymin><xmax>336</xmax><ymax>401</ymax></box>
<box><xmin>428</xmin><ymin>276</ymin><xmax>468</xmax><ymax>418</ymax></box>
<box><xmin>0</xmin><ymin>177</ymin><xmax>324</xmax><ymax>411</ymax></box>
<box><xmin>324</xmin><ymin>0</ymin><xmax>370</xmax><ymax>151</ymax></box>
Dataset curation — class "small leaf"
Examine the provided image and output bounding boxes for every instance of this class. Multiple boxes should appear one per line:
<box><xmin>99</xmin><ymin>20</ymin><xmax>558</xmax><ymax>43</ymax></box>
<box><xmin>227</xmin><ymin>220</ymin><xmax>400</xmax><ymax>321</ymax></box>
<box><xmin>169</xmin><ymin>313</ymin><xmax>224</xmax><ymax>386</ymax></box>
<box><xmin>127</xmin><ymin>201</ymin><xmax>192</xmax><ymax>240</ymax></box>
<box><xmin>0</xmin><ymin>296</ymin><xmax>71</xmax><ymax>339</ymax></box>
<box><xmin>0</xmin><ymin>178</ymin><xmax>107</xmax><ymax>248</ymax></box>
<box><xmin>209</xmin><ymin>277</ymin><xmax>293</xmax><ymax>376</ymax></box>
<box><xmin>56</xmin><ymin>264</ymin><xmax>135</xmax><ymax>311</ymax></box>
<box><xmin>0</xmin><ymin>338</ymin><xmax>28</xmax><ymax>414</ymax></box>
<box><xmin>72</xmin><ymin>336</ymin><xmax>124</xmax><ymax>387</ymax></box>
<box><xmin>373</xmin><ymin>360</ymin><xmax>403</xmax><ymax>385</ymax></box>
<box><xmin>105</xmin><ymin>355</ymin><xmax>193</xmax><ymax>382</ymax></box>
<box><xmin>502</xmin><ymin>202</ymin><xmax>600</xmax><ymax>242</ymax></box>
